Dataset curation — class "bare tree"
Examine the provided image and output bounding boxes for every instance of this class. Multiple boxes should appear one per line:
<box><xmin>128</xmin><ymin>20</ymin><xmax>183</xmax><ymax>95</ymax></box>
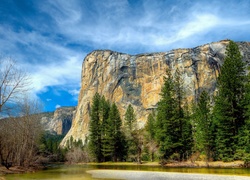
<box><xmin>0</xmin><ymin>57</ymin><xmax>30</xmax><ymax>115</ymax></box>
<box><xmin>0</xmin><ymin>97</ymin><xmax>43</xmax><ymax>169</ymax></box>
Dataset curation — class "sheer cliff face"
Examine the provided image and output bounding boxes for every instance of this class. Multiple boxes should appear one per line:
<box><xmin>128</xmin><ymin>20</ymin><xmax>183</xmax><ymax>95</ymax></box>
<box><xmin>41</xmin><ymin>107</ymin><xmax>75</xmax><ymax>135</ymax></box>
<box><xmin>61</xmin><ymin>40</ymin><xmax>250</xmax><ymax>146</ymax></box>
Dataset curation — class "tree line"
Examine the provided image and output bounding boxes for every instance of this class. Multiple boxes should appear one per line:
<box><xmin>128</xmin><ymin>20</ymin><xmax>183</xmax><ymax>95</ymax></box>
<box><xmin>87</xmin><ymin>41</ymin><xmax>250</xmax><ymax>165</ymax></box>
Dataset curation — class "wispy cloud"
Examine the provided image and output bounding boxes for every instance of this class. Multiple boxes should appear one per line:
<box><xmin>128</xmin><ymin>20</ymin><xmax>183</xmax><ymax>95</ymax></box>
<box><xmin>30</xmin><ymin>55</ymin><xmax>83</xmax><ymax>92</ymax></box>
<box><xmin>1</xmin><ymin>0</ymin><xmax>250</xmax><ymax>111</ymax></box>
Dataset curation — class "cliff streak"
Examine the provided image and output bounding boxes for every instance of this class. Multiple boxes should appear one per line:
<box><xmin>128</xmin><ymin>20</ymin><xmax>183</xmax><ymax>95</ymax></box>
<box><xmin>61</xmin><ymin>40</ymin><xmax>250</xmax><ymax>146</ymax></box>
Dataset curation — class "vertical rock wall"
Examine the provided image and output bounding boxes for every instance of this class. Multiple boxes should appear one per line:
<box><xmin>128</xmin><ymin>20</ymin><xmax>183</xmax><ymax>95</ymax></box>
<box><xmin>61</xmin><ymin>40</ymin><xmax>250</xmax><ymax>146</ymax></box>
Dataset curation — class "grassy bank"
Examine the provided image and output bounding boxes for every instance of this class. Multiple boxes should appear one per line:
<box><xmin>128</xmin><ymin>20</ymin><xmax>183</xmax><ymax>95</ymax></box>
<box><xmin>87</xmin><ymin>160</ymin><xmax>244</xmax><ymax>168</ymax></box>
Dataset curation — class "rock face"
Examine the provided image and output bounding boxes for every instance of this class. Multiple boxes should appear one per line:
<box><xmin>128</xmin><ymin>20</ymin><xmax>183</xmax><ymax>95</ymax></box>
<box><xmin>61</xmin><ymin>40</ymin><xmax>250</xmax><ymax>146</ymax></box>
<box><xmin>41</xmin><ymin>106</ymin><xmax>76</xmax><ymax>135</ymax></box>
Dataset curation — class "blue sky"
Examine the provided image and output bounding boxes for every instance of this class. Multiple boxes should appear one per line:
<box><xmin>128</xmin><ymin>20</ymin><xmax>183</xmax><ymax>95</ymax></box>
<box><xmin>0</xmin><ymin>0</ymin><xmax>250</xmax><ymax>112</ymax></box>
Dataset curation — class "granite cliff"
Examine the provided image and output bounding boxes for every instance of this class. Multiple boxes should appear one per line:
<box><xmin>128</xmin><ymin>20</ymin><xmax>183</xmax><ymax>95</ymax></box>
<box><xmin>41</xmin><ymin>106</ymin><xmax>76</xmax><ymax>135</ymax></box>
<box><xmin>61</xmin><ymin>40</ymin><xmax>250</xmax><ymax>146</ymax></box>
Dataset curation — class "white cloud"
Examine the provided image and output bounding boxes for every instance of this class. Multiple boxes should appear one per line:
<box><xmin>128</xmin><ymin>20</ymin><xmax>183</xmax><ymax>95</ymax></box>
<box><xmin>33</xmin><ymin>0</ymin><xmax>250</xmax><ymax>54</ymax></box>
<box><xmin>55</xmin><ymin>104</ymin><xmax>61</xmax><ymax>109</ymax></box>
<box><xmin>1</xmin><ymin>0</ymin><xmax>250</xmax><ymax>105</ymax></box>
<box><xmin>30</xmin><ymin>55</ymin><xmax>83</xmax><ymax>93</ymax></box>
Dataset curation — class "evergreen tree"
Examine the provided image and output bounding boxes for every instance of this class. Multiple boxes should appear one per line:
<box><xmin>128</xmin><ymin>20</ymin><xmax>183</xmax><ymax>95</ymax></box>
<box><xmin>109</xmin><ymin>103</ymin><xmax>126</xmax><ymax>161</ymax></box>
<box><xmin>213</xmin><ymin>40</ymin><xmax>245</xmax><ymax>161</ymax></box>
<box><xmin>124</xmin><ymin>104</ymin><xmax>136</xmax><ymax>161</ymax></box>
<box><xmin>155</xmin><ymin>69</ymin><xmax>179</xmax><ymax>161</ymax></box>
<box><xmin>89</xmin><ymin>93</ymin><xmax>103</xmax><ymax>162</ymax></box>
<box><xmin>145</xmin><ymin>112</ymin><xmax>156</xmax><ymax>140</ymax></box>
<box><xmin>192</xmin><ymin>91</ymin><xmax>214</xmax><ymax>161</ymax></box>
<box><xmin>124</xmin><ymin>104</ymin><xmax>143</xmax><ymax>163</ymax></box>
<box><xmin>237</xmin><ymin>68</ymin><xmax>250</xmax><ymax>163</ymax></box>
<box><xmin>174</xmin><ymin>69</ymin><xmax>192</xmax><ymax>160</ymax></box>
<box><xmin>125</xmin><ymin>104</ymin><xmax>136</xmax><ymax>130</ymax></box>
<box><xmin>181</xmin><ymin>102</ymin><xmax>193</xmax><ymax>160</ymax></box>
<box><xmin>100</xmin><ymin>96</ymin><xmax>111</xmax><ymax>161</ymax></box>
<box><xmin>145</xmin><ymin>111</ymin><xmax>158</xmax><ymax>162</ymax></box>
<box><xmin>155</xmin><ymin>68</ymin><xmax>192</xmax><ymax>162</ymax></box>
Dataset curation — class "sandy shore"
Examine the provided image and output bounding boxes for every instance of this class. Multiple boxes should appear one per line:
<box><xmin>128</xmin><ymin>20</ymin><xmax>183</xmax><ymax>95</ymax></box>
<box><xmin>87</xmin><ymin>170</ymin><xmax>250</xmax><ymax>180</ymax></box>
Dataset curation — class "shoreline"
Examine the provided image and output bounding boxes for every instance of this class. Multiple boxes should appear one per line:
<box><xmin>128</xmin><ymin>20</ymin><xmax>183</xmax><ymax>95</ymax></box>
<box><xmin>87</xmin><ymin>160</ymin><xmax>245</xmax><ymax>168</ymax></box>
<box><xmin>0</xmin><ymin>160</ymin><xmax>246</xmax><ymax>179</ymax></box>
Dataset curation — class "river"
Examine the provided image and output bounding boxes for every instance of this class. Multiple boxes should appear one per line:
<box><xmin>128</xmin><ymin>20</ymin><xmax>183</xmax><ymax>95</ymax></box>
<box><xmin>5</xmin><ymin>164</ymin><xmax>250</xmax><ymax>180</ymax></box>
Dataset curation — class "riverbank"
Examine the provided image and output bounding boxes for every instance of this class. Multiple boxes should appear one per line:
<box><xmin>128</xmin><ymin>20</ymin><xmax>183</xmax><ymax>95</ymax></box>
<box><xmin>87</xmin><ymin>160</ymin><xmax>244</xmax><ymax>168</ymax></box>
<box><xmin>0</xmin><ymin>165</ymin><xmax>43</xmax><ymax>180</ymax></box>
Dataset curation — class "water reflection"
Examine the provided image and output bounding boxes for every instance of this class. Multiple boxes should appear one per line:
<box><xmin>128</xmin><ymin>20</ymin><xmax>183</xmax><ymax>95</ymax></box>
<box><xmin>5</xmin><ymin>164</ymin><xmax>250</xmax><ymax>180</ymax></box>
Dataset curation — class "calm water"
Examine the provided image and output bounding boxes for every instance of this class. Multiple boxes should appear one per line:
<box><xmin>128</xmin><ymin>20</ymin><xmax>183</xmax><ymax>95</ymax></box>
<box><xmin>5</xmin><ymin>164</ymin><xmax>250</xmax><ymax>180</ymax></box>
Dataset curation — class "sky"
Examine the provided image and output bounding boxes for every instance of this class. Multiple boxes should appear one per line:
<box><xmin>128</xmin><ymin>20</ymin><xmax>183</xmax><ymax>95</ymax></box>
<box><xmin>0</xmin><ymin>0</ymin><xmax>250</xmax><ymax>112</ymax></box>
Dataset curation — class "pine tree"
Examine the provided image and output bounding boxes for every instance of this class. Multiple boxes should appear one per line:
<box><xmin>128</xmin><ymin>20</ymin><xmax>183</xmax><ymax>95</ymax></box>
<box><xmin>174</xmin><ymin>69</ymin><xmax>192</xmax><ymax>160</ymax></box>
<box><xmin>155</xmin><ymin>68</ymin><xmax>192</xmax><ymax>162</ymax></box>
<box><xmin>243</xmin><ymin>69</ymin><xmax>250</xmax><ymax>154</ymax></box>
<box><xmin>155</xmin><ymin>69</ymin><xmax>182</xmax><ymax>161</ymax></box>
<box><xmin>145</xmin><ymin>111</ymin><xmax>158</xmax><ymax>162</ymax></box>
<box><xmin>213</xmin><ymin>40</ymin><xmax>245</xmax><ymax>161</ymax></box>
<box><xmin>192</xmin><ymin>91</ymin><xmax>214</xmax><ymax>161</ymax></box>
<box><xmin>109</xmin><ymin>103</ymin><xmax>126</xmax><ymax>162</ymax></box>
<box><xmin>124</xmin><ymin>104</ymin><xmax>136</xmax><ymax>130</ymax></box>
<box><xmin>100</xmin><ymin>96</ymin><xmax>112</xmax><ymax>161</ymax></box>
<box><xmin>145</xmin><ymin>112</ymin><xmax>156</xmax><ymax>140</ymax></box>
<box><xmin>124</xmin><ymin>104</ymin><xmax>143</xmax><ymax>163</ymax></box>
<box><xmin>237</xmin><ymin>67</ymin><xmax>250</xmax><ymax>163</ymax></box>
<box><xmin>124</xmin><ymin>104</ymin><xmax>136</xmax><ymax>161</ymax></box>
<box><xmin>89</xmin><ymin>93</ymin><xmax>103</xmax><ymax>162</ymax></box>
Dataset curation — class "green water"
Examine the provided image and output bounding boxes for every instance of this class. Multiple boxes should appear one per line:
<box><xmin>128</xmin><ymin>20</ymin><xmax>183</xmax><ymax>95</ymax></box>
<box><xmin>5</xmin><ymin>164</ymin><xmax>250</xmax><ymax>180</ymax></box>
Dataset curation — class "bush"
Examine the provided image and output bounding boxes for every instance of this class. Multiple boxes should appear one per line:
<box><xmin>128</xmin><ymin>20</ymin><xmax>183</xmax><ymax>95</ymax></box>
<box><xmin>66</xmin><ymin>147</ymin><xmax>90</xmax><ymax>164</ymax></box>
<box><xmin>169</xmin><ymin>153</ymin><xmax>180</xmax><ymax>161</ymax></box>
<box><xmin>243</xmin><ymin>154</ymin><xmax>250</xmax><ymax>167</ymax></box>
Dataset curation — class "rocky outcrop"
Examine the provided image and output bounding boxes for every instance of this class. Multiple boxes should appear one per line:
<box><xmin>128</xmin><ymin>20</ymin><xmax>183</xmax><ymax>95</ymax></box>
<box><xmin>41</xmin><ymin>106</ymin><xmax>76</xmax><ymax>135</ymax></box>
<box><xmin>61</xmin><ymin>40</ymin><xmax>250</xmax><ymax>146</ymax></box>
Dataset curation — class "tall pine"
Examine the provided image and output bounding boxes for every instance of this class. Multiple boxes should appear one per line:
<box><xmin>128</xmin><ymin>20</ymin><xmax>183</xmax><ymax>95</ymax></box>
<box><xmin>192</xmin><ymin>91</ymin><xmax>214</xmax><ymax>161</ymax></box>
<box><xmin>155</xmin><ymin>68</ymin><xmax>192</xmax><ymax>162</ymax></box>
<box><xmin>145</xmin><ymin>111</ymin><xmax>158</xmax><ymax>162</ymax></box>
<box><xmin>109</xmin><ymin>103</ymin><xmax>126</xmax><ymax>162</ymax></box>
<box><xmin>89</xmin><ymin>93</ymin><xmax>103</xmax><ymax>162</ymax></box>
<box><xmin>213</xmin><ymin>40</ymin><xmax>245</xmax><ymax>161</ymax></box>
<box><xmin>100</xmin><ymin>96</ymin><xmax>111</xmax><ymax>161</ymax></box>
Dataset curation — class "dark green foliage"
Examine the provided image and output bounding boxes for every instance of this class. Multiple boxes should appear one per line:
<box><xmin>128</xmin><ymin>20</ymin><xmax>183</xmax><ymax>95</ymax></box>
<box><xmin>213</xmin><ymin>40</ymin><xmax>246</xmax><ymax>161</ymax></box>
<box><xmin>155</xmin><ymin>69</ymin><xmax>176</xmax><ymax>160</ymax></box>
<box><xmin>65</xmin><ymin>136</ymin><xmax>84</xmax><ymax>150</ymax></box>
<box><xmin>89</xmin><ymin>93</ymin><xmax>103</xmax><ymax>162</ymax></box>
<box><xmin>108</xmin><ymin>103</ymin><xmax>126</xmax><ymax>162</ymax></box>
<box><xmin>145</xmin><ymin>112</ymin><xmax>156</xmax><ymax>140</ymax></box>
<box><xmin>155</xmin><ymin>68</ymin><xmax>192</xmax><ymax>162</ymax></box>
<box><xmin>192</xmin><ymin>91</ymin><xmax>214</xmax><ymax>161</ymax></box>
<box><xmin>124</xmin><ymin>104</ymin><xmax>137</xmax><ymax>161</ymax></box>
<box><xmin>39</xmin><ymin>132</ymin><xmax>66</xmax><ymax>161</ymax></box>
<box><xmin>125</xmin><ymin>104</ymin><xmax>136</xmax><ymax>130</ymax></box>
<box><xmin>100</xmin><ymin>96</ymin><xmax>112</xmax><ymax>161</ymax></box>
<box><xmin>124</xmin><ymin>104</ymin><xmax>144</xmax><ymax>163</ymax></box>
<box><xmin>88</xmin><ymin>93</ymin><xmax>126</xmax><ymax>162</ymax></box>
<box><xmin>237</xmin><ymin>68</ymin><xmax>250</xmax><ymax>163</ymax></box>
<box><xmin>144</xmin><ymin>111</ymin><xmax>158</xmax><ymax>162</ymax></box>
